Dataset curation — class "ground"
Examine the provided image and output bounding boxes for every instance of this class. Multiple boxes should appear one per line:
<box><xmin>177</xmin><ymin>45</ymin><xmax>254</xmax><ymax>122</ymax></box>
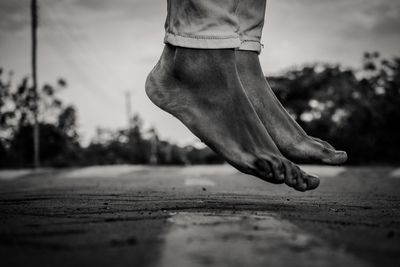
<box><xmin>0</xmin><ymin>165</ymin><xmax>399</xmax><ymax>267</ymax></box>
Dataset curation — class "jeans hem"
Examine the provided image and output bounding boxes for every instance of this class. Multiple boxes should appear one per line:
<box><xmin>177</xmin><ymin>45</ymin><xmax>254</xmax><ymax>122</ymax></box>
<box><xmin>164</xmin><ymin>32</ymin><xmax>241</xmax><ymax>49</ymax></box>
<box><xmin>238</xmin><ymin>40</ymin><xmax>262</xmax><ymax>54</ymax></box>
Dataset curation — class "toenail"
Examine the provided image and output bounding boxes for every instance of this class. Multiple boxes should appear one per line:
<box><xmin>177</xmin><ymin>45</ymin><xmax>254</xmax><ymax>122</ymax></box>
<box><xmin>322</xmin><ymin>150</ymin><xmax>348</xmax><ymax>164</ymax></box>
<box><xmin>335</xmin><ymin>151</ymin><xmax>347</xmax><ymax>157</ymax></box>
<box><xmin>306</xmin><ymin>176</ymin><xmax>320</xmax><ymax>190</ymax></box>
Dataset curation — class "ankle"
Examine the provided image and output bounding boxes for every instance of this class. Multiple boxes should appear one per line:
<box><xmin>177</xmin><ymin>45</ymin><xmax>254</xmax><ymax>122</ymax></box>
<box><xmin>166</xmin><ymin>46</ymin><xmax>238</xmax><ymax>88</ymax></box>
<box><xmin>236</xmin><ymin>50</ymin><xmax>263</xmax><ymax>76</ymax></box>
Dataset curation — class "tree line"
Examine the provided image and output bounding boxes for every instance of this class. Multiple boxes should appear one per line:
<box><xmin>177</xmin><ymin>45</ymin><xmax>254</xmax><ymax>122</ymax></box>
<box><xmin>0</xmin><ymin>52</ymin><xmax>399</xmax><ymax>168</ymax></box>
<box><xmin>270</xmin><ymin>52</ymin><xmax>400</xmax><ymax>164</ymax></box>
<box><xmin>0</xmin><ymin>68</ymin><xmax>222</xmax><ymax>168</ymax></box>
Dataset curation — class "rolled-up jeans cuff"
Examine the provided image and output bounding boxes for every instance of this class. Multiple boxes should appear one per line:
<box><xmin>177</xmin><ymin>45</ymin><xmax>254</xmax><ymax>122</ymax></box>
<box><xmin>164</xmin><ymin>33</ymin><xmax>241</xmax><ymax>49</ymax></box>
<box><xmin>239</xmin><ymin>40</ymin><xmax>262</xmax><ymax>54</ymax></box>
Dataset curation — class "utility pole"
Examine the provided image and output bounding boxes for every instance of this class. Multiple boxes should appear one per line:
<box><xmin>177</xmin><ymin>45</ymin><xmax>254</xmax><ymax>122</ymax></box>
<box><xmin>31</xmin><ymin>0</ymin><xmax>40</xmax><ymax>168</ymax></box>
<box><xmin>149</xmin><ymin>128</ymin><xmax>158</xmax><ymax>165</ymax></box>
<box><xmin>125</xmin><ymin>91</ymin><xmax>132</xmax><ymax>129</ymax></box>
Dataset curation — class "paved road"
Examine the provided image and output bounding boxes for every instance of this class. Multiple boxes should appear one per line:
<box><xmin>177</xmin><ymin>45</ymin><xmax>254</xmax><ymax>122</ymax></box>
<box><xmin>0</xmin><ymin>165</ymin><xmax>399</xmax><ymax>267</ymax></box>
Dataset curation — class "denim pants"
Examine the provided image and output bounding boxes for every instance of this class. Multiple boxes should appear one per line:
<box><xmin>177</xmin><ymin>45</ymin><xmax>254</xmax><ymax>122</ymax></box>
<box><xmin>164</xmin><ymin>0</ymin><xmax>267</xmax><ymax>54</ymax></box>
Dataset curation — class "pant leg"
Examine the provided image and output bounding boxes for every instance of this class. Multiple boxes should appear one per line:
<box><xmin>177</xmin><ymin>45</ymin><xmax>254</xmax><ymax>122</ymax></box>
<box><xmin>164</xmin><ymin>0</ymin><xmax>241</xmax><ymax>49</ymax></box>
<box><xmin>236</xmin><ymin>0</ymin><xmax>267</xmax><ymax>54</ymax></box>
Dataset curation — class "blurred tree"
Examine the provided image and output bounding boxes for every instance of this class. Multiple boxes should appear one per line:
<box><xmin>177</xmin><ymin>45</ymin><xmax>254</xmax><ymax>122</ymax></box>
<box><xmin>2</xmin><ymin>52</ymin><xmax>399</xmax><ymax>167</ymax></box>
<box><xmin>269</xmin><ymin>52</ymin><xmax>400</xmax><ymax>164</ymax></box>
<box><xmin>0</xmin><ymin>68</ymin><xmax>81</xmax><ymax>167</ymax></box>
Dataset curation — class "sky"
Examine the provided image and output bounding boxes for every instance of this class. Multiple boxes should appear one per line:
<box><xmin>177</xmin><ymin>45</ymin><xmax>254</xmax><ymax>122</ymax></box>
<box><xmin>0</xmin><ymin>0</ymin><xmax>399</xmax><ymax>145</ymax></box>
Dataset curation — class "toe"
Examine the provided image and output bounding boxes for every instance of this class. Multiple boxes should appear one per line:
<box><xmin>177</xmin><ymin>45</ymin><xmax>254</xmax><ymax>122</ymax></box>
<box><xmin>295</xmin><ymin>181</ymin><xmax>308</xmax><ymax>192</ymax></box>
<box><xmin>321</xmin><ymin>150</ymin><xmax>347</xmax><ymax>164</ymax></box>
<box><xmin>294</xmin><ymin>170</ymin><xmax>308</xmax><ymax>192</ymax></box>
<box><xmin>288</xmin><ymin>165</ymin><xmax>301</xmax><ymax>188</ymax></box>
<box><xmin>254</xmin><ymin>158</ymin><xmax>280</xmax><ymax>184</ymax></box>
<box><xmin>313</xmin><ymin>137</ymin><xmax>335</xmax><ymax>151</ymax></box>
<box><xmin>304</xmin><ymin>174</ymin><xmax>320</xmax><ymax>190</ymax></box>
<box><xmin>270</xmin><ymin>157</ymin><xmax>285</xmax><ymax>183</ymax></box>
<box><xmin>282</xmin><ymin>160</ymin><xmax>296</xmax><ymax>187</ymax></box>
<box><xmin>307</xmin><ymin>138</ymin><xmax>347</xmax><ymax>165</ymax></box>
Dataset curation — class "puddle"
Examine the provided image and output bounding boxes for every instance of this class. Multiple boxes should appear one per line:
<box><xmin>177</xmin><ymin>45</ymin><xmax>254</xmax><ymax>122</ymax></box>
<box><xmin>157</xmin><ymin>211</ymin><xmax>368</xmax><ymax>267</ymax></box>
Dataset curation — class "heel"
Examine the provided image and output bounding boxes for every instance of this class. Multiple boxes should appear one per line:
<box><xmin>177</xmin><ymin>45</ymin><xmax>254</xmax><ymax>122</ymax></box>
<box><xmin>145</xmin><ymin>66</ymin><xmax>172</xmax><ymax>113</ymax></box>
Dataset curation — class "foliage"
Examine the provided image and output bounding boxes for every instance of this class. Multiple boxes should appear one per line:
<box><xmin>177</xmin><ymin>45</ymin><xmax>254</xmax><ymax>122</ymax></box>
<box><xmin>1</xmin><ymin>52</ymin><xmax>399</xmax><ymax>168</ymax></box>
<box><xmin>0</xmin><ymin>69</ymin><xmax>81</xmax><ymax>167</ymax></box>
<box><xmin>82</xmin><ymin>121</ymin><xmax>224</xmax><ymax>166</ymax></box>
<box><xmin>269</xmin><ymin>52</ymin><xmax>400</xmax><ymax>164</ymax></box>
<box><xmin>0</xmin><ymin>69</ymin><xmax>222</xmax><ymax>167</ymax></box>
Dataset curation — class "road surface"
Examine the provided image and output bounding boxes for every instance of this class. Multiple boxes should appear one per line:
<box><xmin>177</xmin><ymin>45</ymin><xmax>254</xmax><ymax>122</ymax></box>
<box><xmin>0</xmin><ymin>165</ymin><xmax>399</xmax><ymax>267</ymax></box>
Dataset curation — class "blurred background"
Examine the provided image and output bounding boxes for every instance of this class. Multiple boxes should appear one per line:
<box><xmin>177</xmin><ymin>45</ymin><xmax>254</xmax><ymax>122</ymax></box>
<box><xmin>1</xmin><ymin>0</ymin><xmax>399</xmax><ymax>168</ymax></box>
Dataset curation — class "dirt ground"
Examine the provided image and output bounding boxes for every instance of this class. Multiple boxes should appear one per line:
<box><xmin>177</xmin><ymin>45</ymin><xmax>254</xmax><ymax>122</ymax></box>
<box><xmin>0</xmin><ymin>165</ymin><xmax>399</xmax><ymax>267</ymax></box>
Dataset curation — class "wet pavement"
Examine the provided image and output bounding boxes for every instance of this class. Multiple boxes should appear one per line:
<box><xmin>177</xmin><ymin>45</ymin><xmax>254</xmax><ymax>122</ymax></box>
<box><xmin>0</xmin><ymin>165</ymin><xmax>399</xmax><ymax>267</ymax></box>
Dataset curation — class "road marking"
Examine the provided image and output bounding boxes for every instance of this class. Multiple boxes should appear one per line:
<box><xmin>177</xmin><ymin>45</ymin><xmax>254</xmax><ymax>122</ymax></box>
<box><xmin>390</xmin><ymin>168</ymin><xmax>400</xmax><ymax>178</ymax></box>
<box><xmin>157</xmin><ymin>211</ymin><xmax>369</xmax><ymax>267</ymax></box>
<box><xmin>185</xmin><ymin>178</ymin><xmax>216</xmax><ymax>187</ymax></box>
<box><xmin>179</xmin><ymin>165</ymin><xmax>238</xmax><ymax>176</ymax></box>
<box><xmin>301</xmin><ymin>165</ymin><xmax>346</xmax><ymax>177</ymax></box>
<box><xmin>62</xmin><ymin>165</ymin><xmax>147</xmax><ymax>178</ymax></box>
<box><xmin>179</xmin><ymin>165</ymin><xmax>346</xmax><ymax>178</ymax></box>
<box><xmin>0</xmin><ymin>169</ymin><xmax>50</xmax><ymax>180</ymax></box>
<box><xmin>0</xmin><ymin>165</ymin><xmax>347</xmax><ymax>181</ymax></box>
<box><xmin>0</xmin><ymin>170</ymin><xmax>32</xmax><ymax>180</ymax></box>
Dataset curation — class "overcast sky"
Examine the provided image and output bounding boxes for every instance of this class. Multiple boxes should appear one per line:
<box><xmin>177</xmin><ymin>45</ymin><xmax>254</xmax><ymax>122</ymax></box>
<box><xmin>1</xmin><ymin>0</ymin><xmax>399</xmax><ymax>145</ymax></box>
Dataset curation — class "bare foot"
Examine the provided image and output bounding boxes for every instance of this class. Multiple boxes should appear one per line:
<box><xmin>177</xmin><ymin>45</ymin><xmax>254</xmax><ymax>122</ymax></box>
<box><xmin>145</xmin><ymin>45</ymin><xmax>319</xmax><ymax>191</ymax></box>
<box><xmin>236</xmin><ymin>50</ymin><xmax>347</xmax><ymax>164</ymax></box>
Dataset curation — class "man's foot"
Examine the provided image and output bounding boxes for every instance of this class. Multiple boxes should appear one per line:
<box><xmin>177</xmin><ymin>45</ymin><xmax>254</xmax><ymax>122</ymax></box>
<box><xmin>145</xmin><ymin>45</ymin><xmax>319</xmax><ymax>191</ymax></box>
<box><xmin>236</xmin><ymin>50</ymin><xmax>347</xmax><ymax>164</ymax></box>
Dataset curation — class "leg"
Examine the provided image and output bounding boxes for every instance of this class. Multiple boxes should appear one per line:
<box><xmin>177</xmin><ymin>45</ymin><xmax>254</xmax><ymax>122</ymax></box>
<box><xmin>146</xmin><ymin>0</ymin><xmax>319</xmax><ymax>191</ymax></box>
<box><xmin>235</xmin><ymin>0</ymin><xmax>347</xmax><ymax>164</ymax></box>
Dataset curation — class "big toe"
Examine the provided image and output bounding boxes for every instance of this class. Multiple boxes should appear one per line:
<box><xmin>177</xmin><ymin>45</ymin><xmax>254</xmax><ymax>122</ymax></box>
<box><xmin>313</xmin><ymin>137</ymin><xmax>336</xmax><ymax>151</ymax></box>
<box><xmin>305</xmin><ymin>174</ymin><xmax>320</xmax><ymax>190</ymax></box>
<box><xmin>298</xmin><ymin>138</ymin><xmax>347</xmax><ymax>165</ymax></box>
<box><xmin>312</xmin><ymin>138</ymin><xmax>347</xmax><ymax>164</ymax></box>
<box><xmin>321</xmin><ymin>150</ymin><xmax>347</xmax><ymax>164</ymax></box>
